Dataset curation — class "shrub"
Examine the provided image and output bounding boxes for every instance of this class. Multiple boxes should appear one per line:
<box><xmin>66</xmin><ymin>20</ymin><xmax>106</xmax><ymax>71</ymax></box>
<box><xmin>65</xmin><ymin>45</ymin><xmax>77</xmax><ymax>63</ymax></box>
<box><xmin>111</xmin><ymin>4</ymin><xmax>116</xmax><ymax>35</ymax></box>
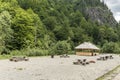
<box><xmin>24</xmin><ymin>48</ymin><xmax>49</xmax><ymax>57</ymax></box>
<box><xmin>0</xmin><ymin>47</ymin><xmax>10</xmax><ymax>55</ymax></box>
<box><xmin>50</xmin><ymin>41</ymin><xmax>71</xmax><ymax>55</ymax></box>
<box><xmin>102</xmin><ymin>42</ymin><xmax>120</xmax><ymax>53</ymax></box>
<box><xmin>10</xmin><ymin>50</ymin><xmax>23</xmax><ymax>56</ymax></box>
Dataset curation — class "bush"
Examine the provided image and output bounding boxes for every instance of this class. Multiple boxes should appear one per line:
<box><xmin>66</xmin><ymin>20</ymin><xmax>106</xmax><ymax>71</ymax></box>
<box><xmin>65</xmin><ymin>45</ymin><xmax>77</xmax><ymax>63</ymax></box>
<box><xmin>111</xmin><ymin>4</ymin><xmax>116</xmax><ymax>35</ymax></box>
<box><xmin>50</xmin><ymin>41</ymin><xmax>71</xmax><ymax>55</ymax></box>
<box><xmin>102</xmin><ymin>42</ymin><xmax>120</xmax><ymax>53</ymax></box>
<box><xmin>10</xmin><ymin>48</ymin><xmax>49</xmax><ymax>57</ymax></box>
<box><xmin>0</xmin><ymin>47</ymin><xmax>10</xmax><ymax>55</ymax></box>
<box><xmin>68</xmin><ymin>51</ymin><xmax>75</xmax><ymax>54</ymax></box>
<box><xmin>10</xmin><ymin>50</ymin><xmax>24</xmax><ymax>56</ymax></box>
<box><xmin>24</xmin><ymin>48</ymin><xmax>49</xmax><ymax>57</ymax></box>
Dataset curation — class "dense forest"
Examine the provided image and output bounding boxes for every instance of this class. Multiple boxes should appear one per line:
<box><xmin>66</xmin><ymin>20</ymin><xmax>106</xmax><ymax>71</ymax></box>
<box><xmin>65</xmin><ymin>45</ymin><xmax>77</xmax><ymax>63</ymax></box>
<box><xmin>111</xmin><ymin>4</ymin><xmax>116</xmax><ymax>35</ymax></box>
<box><xmin>0</xmin><ymin>0</ymin><xmax>120</xmax><ymax>56</ymax></box>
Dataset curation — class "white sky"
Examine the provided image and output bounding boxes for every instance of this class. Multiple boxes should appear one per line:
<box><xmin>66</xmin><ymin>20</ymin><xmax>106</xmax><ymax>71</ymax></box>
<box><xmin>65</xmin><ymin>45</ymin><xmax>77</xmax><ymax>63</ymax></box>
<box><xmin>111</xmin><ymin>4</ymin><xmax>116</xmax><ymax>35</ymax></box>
<box><xmin>104</xmin><ymin>0</ymin><xmax>120</xmax><ymax>22</ymax></box>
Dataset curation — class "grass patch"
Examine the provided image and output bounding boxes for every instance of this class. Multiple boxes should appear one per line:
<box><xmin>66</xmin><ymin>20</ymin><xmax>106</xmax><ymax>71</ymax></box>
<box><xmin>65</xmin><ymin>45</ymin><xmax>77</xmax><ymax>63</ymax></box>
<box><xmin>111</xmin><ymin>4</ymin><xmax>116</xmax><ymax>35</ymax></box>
<box><xmin>0</xmin><ymin>48</ymin><xmax>74</xmax><ymax>60</ymax></box>
<box><xmin>96</xmin><ymin>65</ymin><xmax>120</xmax><ymax>80</ymax></box>
<box><xmin>0</xmin><ymin>54</ymin><xmax>11</xmax><ymax>60</ymax></box>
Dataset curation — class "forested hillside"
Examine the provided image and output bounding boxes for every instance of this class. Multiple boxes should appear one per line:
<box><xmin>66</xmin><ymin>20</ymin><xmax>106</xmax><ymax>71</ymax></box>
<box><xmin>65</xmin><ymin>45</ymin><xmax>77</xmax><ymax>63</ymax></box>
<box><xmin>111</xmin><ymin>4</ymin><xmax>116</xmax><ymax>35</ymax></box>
<box><xmin>0</xmin><ymin>0</ymin><xmax>120</xmax><ymax>56</ymax></box>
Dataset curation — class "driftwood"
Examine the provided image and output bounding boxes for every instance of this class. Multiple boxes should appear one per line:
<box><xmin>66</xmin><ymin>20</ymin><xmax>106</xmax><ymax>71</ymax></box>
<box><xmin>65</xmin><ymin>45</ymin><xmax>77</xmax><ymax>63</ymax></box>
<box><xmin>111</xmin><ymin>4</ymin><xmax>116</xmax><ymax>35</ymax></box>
<box><xmin>9</xmin><ymin>56</ymin><xmax>29</xmax><ymax>62</ymax></box>
<box><xmin>73</xmin><ymin>61</ymin><xmax>81</xmax><ymax>65</ymax></box>
<box><xmin>110</xmin><ymin>55</ymin><xmax>113</xmax><ymax>59</ymax></box>
<box><xmin>97</xmin><ymin>55</ymin><xmax>114</xmax><ymax>61</ymax></box>
<box><xmin>73</xmin><ymin>59</ymin><xmax>90</xmax><ymax>65</ymax></box>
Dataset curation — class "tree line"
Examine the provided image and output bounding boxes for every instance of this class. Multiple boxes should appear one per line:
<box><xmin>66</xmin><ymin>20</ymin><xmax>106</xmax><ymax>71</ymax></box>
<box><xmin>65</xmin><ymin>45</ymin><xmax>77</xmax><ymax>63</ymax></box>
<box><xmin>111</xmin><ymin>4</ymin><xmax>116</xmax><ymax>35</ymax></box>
<box><xmin>0</xmin><ymin>0</ymin><xmax>120</xmax><ymax>56</ymax></box>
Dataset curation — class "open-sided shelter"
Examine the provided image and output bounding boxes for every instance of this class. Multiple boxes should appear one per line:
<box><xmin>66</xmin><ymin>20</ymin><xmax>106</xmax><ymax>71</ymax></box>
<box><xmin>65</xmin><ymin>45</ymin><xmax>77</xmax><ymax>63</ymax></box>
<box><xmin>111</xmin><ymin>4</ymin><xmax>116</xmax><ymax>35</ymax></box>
<box><xmin>75</xmin><ymin>42</ymin><xmax>100</xmax><ymax>56</ymax></box>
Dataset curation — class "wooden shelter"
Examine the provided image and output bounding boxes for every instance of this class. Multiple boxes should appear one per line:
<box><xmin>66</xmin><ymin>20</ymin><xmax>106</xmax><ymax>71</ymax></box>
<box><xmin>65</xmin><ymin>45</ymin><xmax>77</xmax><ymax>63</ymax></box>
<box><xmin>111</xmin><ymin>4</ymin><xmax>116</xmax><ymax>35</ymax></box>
<box><xmin>75</xmin><ymin>42</ymin><xmax>100</xmax><ymax>56</ymax></box>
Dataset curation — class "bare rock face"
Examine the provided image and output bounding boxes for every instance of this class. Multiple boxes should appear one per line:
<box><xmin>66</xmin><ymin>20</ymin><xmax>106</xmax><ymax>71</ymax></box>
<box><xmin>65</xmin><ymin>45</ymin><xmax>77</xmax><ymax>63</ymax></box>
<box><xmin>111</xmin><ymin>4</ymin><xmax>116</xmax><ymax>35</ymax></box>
<box><xmin>86</xmin><ymin>7</ymin><xmax>117</xmax><ymax>27</ymax></box>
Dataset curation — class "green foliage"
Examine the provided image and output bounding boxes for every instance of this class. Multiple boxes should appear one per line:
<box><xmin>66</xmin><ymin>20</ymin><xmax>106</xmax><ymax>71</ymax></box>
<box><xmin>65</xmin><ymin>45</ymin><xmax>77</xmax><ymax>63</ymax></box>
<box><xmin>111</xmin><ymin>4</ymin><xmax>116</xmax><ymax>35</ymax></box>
<box><xmin>11</xmin><ymin>8</ymin><xmax>35</xmax><ymax>49</ymax></box>
<box><xmin>10</xmin><ymin>50</ymin><xmax>23</xmax><ymax>56</ymax></box>
<box><xmin>0</xmin><ymin>54</ymin><xmax>11</xmax><ymax>59</ymax></box>
<box><xmin>24</xmin><ymin>48</ymin><xmax>48</xmax><ymax>56</ymax></box>
<box><xmin>0</xmin><ymin>46</ymin><xmax>10</xmax><ymax>54</ymax></box>
<box><xmin>50</xmin><ymin>41</ymin><xmax>71</xmax><ymax>55</ymax></box>
<box><xmin>102</xmin><ymin>42</ymin><xmax>120</xmax><ymax>53</ymax></box>
<box><xmin>43</xmin><ymin>16</ymin><xmax>57</xmax><ymax>30</ymax></box>
<box><xmin>0</xmin><ymin>0</ymin><xmax>120</xmax><ymax>56</ymax></box>
<box><xmin>54</xmin><ymin>27</ymin><xmax>71</xmax><ymax>40</ymax></box>
<box><xmin>0</xmin><ymin>10</ymin><xmax>13</xmax><ymax>53</ymax></box>
<box><xmin>10</xmin><ymin>48</ymin><xmax>49</xmax><ymax>56</ymax></box>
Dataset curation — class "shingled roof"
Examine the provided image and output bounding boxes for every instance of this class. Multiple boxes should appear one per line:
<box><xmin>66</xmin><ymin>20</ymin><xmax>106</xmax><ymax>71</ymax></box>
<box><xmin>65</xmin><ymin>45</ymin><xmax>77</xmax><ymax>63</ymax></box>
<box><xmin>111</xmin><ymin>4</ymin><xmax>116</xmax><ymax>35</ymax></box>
<box><xmin>75</xmin><ymin>42</ymin><xmax>100</xmax><ymax>50</ymax></box>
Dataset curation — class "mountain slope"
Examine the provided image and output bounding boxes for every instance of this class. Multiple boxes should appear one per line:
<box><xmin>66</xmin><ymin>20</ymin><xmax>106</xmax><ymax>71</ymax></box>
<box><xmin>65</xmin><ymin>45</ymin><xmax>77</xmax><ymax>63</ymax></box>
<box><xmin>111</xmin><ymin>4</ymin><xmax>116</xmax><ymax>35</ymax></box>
<box><xmin>0</xmin><ymin>0</ymin><xmax>120</xmax><ymax>54</ymax></box>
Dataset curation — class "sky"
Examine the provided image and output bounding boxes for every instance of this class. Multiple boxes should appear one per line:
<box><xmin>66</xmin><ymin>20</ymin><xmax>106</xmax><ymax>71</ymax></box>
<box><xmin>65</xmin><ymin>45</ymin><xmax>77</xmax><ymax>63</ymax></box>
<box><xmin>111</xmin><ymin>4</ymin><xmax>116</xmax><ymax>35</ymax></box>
<box><xmin>104</xmin><ymin>0</ymin><xmax>120</xmax><ymax>22</ymax></box>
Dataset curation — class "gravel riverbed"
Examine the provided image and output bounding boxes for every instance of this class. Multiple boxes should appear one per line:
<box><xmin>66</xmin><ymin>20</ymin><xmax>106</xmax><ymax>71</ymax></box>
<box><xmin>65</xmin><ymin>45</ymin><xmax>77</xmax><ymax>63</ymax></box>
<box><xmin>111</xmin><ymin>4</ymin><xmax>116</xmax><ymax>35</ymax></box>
<box><xmin>0</xmin><ymin>54</ymin><xmax>120</xmax><ymax>80</ymax></box>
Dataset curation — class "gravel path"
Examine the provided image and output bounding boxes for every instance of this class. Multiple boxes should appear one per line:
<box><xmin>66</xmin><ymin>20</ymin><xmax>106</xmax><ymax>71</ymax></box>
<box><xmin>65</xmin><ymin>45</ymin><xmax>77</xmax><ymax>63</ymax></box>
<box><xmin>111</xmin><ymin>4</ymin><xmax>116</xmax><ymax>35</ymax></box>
<box><xmin>113</xmin><ymin>73</ymin><xmax>120</xmax><ymax>80</ymax></box>
<box><xmin>96</xmin><ymin>64</ymin><xmax>120</xmax><ymax>80</ymax></box>
<box><xmin>113</xmin><ymin>68</ymin><xmax>120</xmax><ymax>80</ymax></box>
<box><xmin>0</xmin><ymin>54</ymin><xmax>120</xmax><ymax>80</ymax></box>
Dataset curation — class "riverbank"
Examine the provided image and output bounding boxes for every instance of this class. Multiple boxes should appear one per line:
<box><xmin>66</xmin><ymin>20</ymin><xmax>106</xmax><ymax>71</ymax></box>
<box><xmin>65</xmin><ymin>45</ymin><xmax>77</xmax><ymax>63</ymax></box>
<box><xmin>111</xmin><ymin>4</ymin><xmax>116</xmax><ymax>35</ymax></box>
<box><xmin>0</xmin><ymin>54</ymin><xmax>120</xmax><ymax>80</ymax></box>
